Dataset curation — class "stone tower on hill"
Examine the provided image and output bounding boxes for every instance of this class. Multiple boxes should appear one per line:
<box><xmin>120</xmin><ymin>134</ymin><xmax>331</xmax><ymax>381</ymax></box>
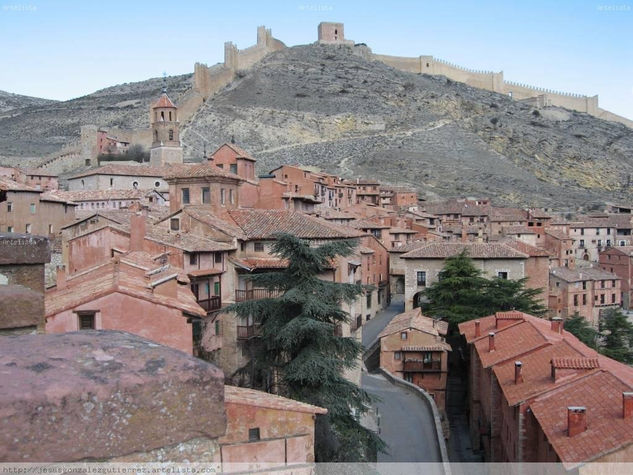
<box><xmin>317</xmin><ymin>22</ymin><xmax>354</xmax><ymax>45</ymax></box>
<box><xmin>149</xmin><ymin>87</ymin><xmax>183</xmax><ymax>166</ymax></box>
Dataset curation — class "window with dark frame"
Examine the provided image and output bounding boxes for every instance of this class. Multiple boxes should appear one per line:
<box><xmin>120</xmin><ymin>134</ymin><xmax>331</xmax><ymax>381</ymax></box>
<box><xmin>182</xmin><ymin>188</ymin><xmax>190</xmax><ymax>204</ymax></box>
<box><xmin>417</xmin><ymin>270</ymin><xmax>426</xmax><ymax>286</ymax></box>
<box><xmin>254</xmin><ymin>242</ymin><xmax>264</xmax><ymax>252</ymax></box>
<box><xmin>189</xmin><ymin>253</ymin><xmax>197</xmax><ymax>265</ymax></box>
<box><xmin>170</xmin><ymin>218</ymin><xmax>180</xmax><ymax>231</ymax></box>
<box><xmin>78</xmin><ymin>312</ymin><xmax>96</xmax><ymax>330</ymax></box>
<box><xmin>201</xmin><ymin>187</ymin><xmax>210</xmax><ymax>204</ymax></box>
<box><xmin>248</xmin><ymin>428</ymin><xmax>260</xmax><ymax>442</ymax></box>
<box><xmin>214</xmin><ymin>252</ymin><xmax>222</xmax><ymax>264</ymax></box>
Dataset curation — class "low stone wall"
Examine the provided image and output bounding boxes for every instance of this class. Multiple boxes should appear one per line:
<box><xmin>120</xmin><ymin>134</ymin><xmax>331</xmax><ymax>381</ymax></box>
<box><xmin>379</xmin><ymin>367</ymin><xmax>451</xmax><ymax>473</ymax></box>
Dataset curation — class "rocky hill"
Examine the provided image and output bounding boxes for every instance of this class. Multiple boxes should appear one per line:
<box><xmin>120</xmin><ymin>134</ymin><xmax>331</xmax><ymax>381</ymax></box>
<box><xmin>1</xmin><ymin>43</ymin><xmax>633</xmax><ymax>209</ymax></box>
<box><xmin>0</xmin><ymin>90</ymin><xmax>57</xmax><ymax>114</ymax></box>
<box><xmin>182</xmin><ymin>44</ymin><xmax>633</xmax><ymax>209</ymax></box>
<box><xmin>0</xmin><ymin>75</ymin><xmax>192</xmax><ymax>158</ymax></box>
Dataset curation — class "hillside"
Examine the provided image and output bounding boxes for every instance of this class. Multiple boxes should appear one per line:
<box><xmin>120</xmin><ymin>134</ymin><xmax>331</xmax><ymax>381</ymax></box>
<box><xmin>1</xmin><ymin>43</ymin><xmax>632</xmax><ymax>208</ymax></box>
<box><xmin>0</xmin><ymin>90</ymin><xmax>57</xmax><ymax>114</ymax></box>
<box><xmin>182</xmin><ymin>44</ymin><xmax>633</xmax><ymax>208</ymax></box>
<box><xmin>0</xmin><ymin>74</ymin><xmax>192</xmax><ymax>158</ymax></box>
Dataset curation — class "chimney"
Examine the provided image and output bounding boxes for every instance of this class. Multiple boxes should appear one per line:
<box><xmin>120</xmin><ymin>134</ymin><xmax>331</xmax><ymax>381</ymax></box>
<box><xmin>474</xmin><ymin>320</ymin><xmax>481</xmax><ymax>337</ymax></box>
<box><xmin>515</xmin><ymin>361</ymin><xmax>523</xmax><ymax>384</ymax></box>
<box><xmin>488</xmin><ymin>332</ymin><xmax>495</xmax><ymax>352</ymax></box>
<box><xmin>567</xmin><ymin>407</ymin><xmax>587</xmax><ymax>437</ymax></box>
<box><xmin>130</xmin><ymin>210</ymin><xmax>147</xmax><ymax>252</ymax></box>
<box><xmin>551</xmin><ymin>317</ymin><xmax>563</xmax><ymax>334</ymax></box>
<box><xmin>623</xmin><ymin>392</ymin><xmax>633</xmax><ymax>419</ymax></box>
<box><xmin>56</xmin><ymin>265</ymin><xmax>67</xmax><ymax>290</ymax></box>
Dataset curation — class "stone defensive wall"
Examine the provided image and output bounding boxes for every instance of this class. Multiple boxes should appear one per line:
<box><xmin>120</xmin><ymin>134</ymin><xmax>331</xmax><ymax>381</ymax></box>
<box><xmin>373</xmin><ymin>52</ymin><xmax>633</xmax><ymax>128</ymax></box>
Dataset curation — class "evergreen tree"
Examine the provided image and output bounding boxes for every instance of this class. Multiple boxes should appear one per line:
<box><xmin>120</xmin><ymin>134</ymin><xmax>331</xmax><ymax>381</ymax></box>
<box><xmin>599</xmin><ymin>309</ymin><xmax>633</xmax><ymax>364</ymax></box>
<box><xmin>421</xmin><ymin>250</ymin><xmax>490</xmax><ymax>325</ymax></box>
<box><xmin>225</xmin><ymin>233</ymin><xmax>384</xmax><ymax>462</ymax></box>
<box><xmin>563</xmin><ymin>313</ymin><xmax>598</xmax><ymax>349</ymax></box>
<box><xmin>422</xmin><ymin>250</ymin><xmax>547</xmax><ymax>326</ymax></box>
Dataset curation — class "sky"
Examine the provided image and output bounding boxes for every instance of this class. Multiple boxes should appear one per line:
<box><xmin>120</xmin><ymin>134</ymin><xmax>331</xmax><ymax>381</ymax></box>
<box><xmin>1</xmin><ymin>0</ymin><xmax>632</xmax><ymax>119</ymax></box>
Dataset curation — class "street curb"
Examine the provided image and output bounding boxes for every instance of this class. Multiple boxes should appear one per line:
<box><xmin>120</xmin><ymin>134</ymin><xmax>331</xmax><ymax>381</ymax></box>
<box><xmin>378</xmin><ymin>368</ymin><xmax>452</xmax><ymax>475</ymax></box>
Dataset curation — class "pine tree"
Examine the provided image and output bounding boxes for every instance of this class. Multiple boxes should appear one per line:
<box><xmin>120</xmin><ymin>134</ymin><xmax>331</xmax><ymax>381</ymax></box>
<box><xmin>563</xmin><ymin>313</ymin><xmax>599</xmax><ymax>349</ymax></box>
<box><xmin>599</xmin><ymin>309</ymin><xmax>633</xmax><ymax>364</ymax></box>
<box><xmin>225</xmin><ymin>233</ymin><xmax>384</xmax><ymax>462</ymax></box>
<box><xmin>421</xmin><ymin>250</ymin><xmax>490</xmax><ymax>326</ymax></box>
<box><xmin>422</xmin><ymin>250</ymin><xmax>547</xmax><ymax>327</ymax></box>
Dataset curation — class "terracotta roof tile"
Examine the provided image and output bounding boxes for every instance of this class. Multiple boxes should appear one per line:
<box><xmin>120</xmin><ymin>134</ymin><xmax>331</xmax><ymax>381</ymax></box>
<box><xmin>550</xmin><ymin>266</ymin><xmax>620</xmax><ymax>283</ymax></box>
<box><xmin>551</xmin><ymin>357</ymin><xmax>600</xmax><ymax>370</ymax></box>
<box><xmin>45</xmin><ymin>189</ymin><xmax>147</xmax><ymax>202</ymax></box>
<box><xmin>230</xmin><ymin>257</ymin><xmax>289</xmax><ymax>271</ymax></box>
<box><xmin>216</xmin><ymin>143</ymin><xmax>256</xmax><ymax>162</ymax></box>
<box><xmin>530</xmin><ymin>371</ymin><xmax>633</xmax><ymax>468</ymax></box>
<box><xmin>401</xmin><ymin>242</ymin><xmax>528</xmax><ymax>259</ymax></box>
<box><xmin>68</xmin><ymin>164</ymin><xmax>166</xmax><ymax>179</ymax></box>
<box><xmin>152</xmin><ymin>93</ymin><xmax>177</xmax><ymax>109</ymax></box>
<box><xmin>227</xmin><ymin>209</ymin><xmax>365</xmax><ymax>240</ymax></box>
<box><xmin>162</xmin><ymin>163</ymin><xmax>242</xmax><ymax>181</ymax></box>
<box><xmin>378</xmin><ymin>307</ymin><xmax>449</xmax><ymax>339</ymax></box>
<box><xmin>0</xmin><ymin>176</ymin><xmax>40</xmax><ymax>192</ymax></box>
<box><xmin>224</xmin><ymin>385</ymin><xmax>327</xmax><ymax>414</ymax></box>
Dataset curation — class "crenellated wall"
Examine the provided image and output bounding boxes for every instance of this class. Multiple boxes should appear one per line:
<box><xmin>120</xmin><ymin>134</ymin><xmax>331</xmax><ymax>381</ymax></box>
<box><xmin>373</xmin><ymin>52</ymin><xmax>632</xmax><ymax>128</ymax></box>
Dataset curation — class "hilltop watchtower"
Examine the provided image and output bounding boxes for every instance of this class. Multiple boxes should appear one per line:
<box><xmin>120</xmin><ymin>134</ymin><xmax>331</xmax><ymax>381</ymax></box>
<box><xmin>149</xmin><ymin>86</ymin><xmax>183</xmax><ymax>166</ymax></box>
<box><xmin>317</xmin><ymin>22</ymin><xmax>354</xmax><ymax>45</ymax></box>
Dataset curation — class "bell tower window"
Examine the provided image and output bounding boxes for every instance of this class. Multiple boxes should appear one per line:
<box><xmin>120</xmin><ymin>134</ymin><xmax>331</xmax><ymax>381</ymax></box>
<box><xmin>169</xmin><ymin>111</ymin><xmax>172</xmax><ymax>121</ymax></box>
<box><xmin>169</xmin><ymin>129</ymin><xmax>174</xmax><ymax>141</ymax></box>
<box><xmin>160</xmin><ymin>111</ymin><xmax>165</xmax><ymax>121</ymax></box>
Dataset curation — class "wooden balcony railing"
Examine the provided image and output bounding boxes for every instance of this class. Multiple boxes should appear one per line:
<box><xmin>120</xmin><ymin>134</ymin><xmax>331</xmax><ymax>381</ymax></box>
<box><xmin>237</xmin><ymin>324</ymin><xmax>260</xmax><ymax>340</ymax></box>
<box><xmin>197</xmin><ymin>296</ymin><xmax>221</xmax><ymax>312</ymax></box>
<box><xmin>403</xmin><ymin>360</ymin><xmax>442</xmax><ymax>372</ymax></box>
<box><xmin>235</xmin><ymin>288</ymin><xmax>282</xmax><ymax>302</ymax></box>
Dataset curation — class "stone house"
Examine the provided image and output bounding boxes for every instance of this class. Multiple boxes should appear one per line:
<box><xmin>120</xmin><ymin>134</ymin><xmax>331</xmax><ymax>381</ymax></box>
<box><xmin>379</xmin><ymin>186</ymin><xmax>418</xmax><ymax>209</ymax></box>
<box><xmin>458</xmin><ymin>311</ymin><xmax>633</xmax><ymax>467</ymax></box>
<box><xmin>0</xmin><ymin>233</ymin><xmax>50</xmax><ymax>335</ymax></box>
<box><xmin>378</xmin><ymin>307</ymin><xmax>451</xmax><ymax>410</ymax></box>
<box><xmin>353</xmin><ymin>179</ymin><xmax>380</xmax><ymax>206</ymax></box>
<box><xmin>543</xmin><ymin>228</ymin><xmax>575</xmax><ymax>268</ymax></box>
<box><xmin>400</xmin><ymin>242</ymin><xmax>530</xmax><ymax>311</ymax></box>
<box><xmin>45</xmin><ymin>249</ymin><xmax>205</xmax><ymax>354</ymax></box>
<box><xmin>599</xmin><ymin>246</ymin><xmax>633</xmax><ymax>309</ymax></box>
<box><xmin>0</xmin><ymin>176</ymin><xmax>76</xmax><ymax>237</ymax></box>
<box><xmin>209</xmin><ymin>143</ymin><xmax>260</xmax><ymax>207</ymax></box>
<box><xmin>549</xmin><ymin>266</ymin><xmax>621</xmax><ymax>325</ymax></box>
<box><xmin>67</xmin><ymin>163</ymin><xmax>169</xmax><ymax>192</ymax></box>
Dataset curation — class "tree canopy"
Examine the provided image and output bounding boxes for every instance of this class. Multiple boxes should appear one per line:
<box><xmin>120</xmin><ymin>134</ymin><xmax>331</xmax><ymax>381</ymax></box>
<box><xmin>224</xmin><ymin>233</ymin><xmax>384</xmax><ymax>462</ymax></box>
<box><xmin>421</xmin><ymin>250</ymin><xmax>547</xmax><ymax>326</ymax></box>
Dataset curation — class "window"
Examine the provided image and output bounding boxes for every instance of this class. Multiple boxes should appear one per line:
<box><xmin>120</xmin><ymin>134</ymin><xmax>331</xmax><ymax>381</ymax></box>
<box><xmin>601</xmin><ymin>280</ymin><xmax>605</xmax><ymax>289</ymax></box>
<box><xmin>30</xmin><ymin>203</ymin><xmax>36</xmax><ymax>214</ymax></box>
<box><xmin>214</xmin><ymin>252</ymin><xmax>222</xmax><ymax>265</ymax></box>
<box><xmin>7</xmin><ymin>202</ymin><xmax>12</xmax><ymax>212</ymax></box>
<box><xmin>189</xmin><ymin>253</ymin><xmax>197</xmax><ymax>265</ymax></box>
<box><xmin>573</xmin><ymin>294</ymin><xmax>578</xmax><ymax>306</ymax></box>
<box><xmin>248</xmin><ymin>428</ymin><xmax>260</xmax><ymax>442</ymax></box>
<box><xmin>181</xmin><ymin>188</ymin><xmax>190</xmax><ymax>204</ymax></box>
<box><xmin>110</xmin><ymin>178</ymin><xmax>114</xmax><ymax>186</ymax></box>
<box><xmin>580</xmin><ymin>229</ymin><xmax>585</xmax><ymax>236</ymax></box>
<box><xmin>597</xmin><ymin>228</ymin><xmax>601</xmax><ymax>235</ymax></box>
<box><xmin>417</xmin><ymin>271</ymin><xmax>427</xmax><ymax>286</ymax></box>
<box><xmin>132</xmin><ymin>181</ymin><xmax>139</xmax><ymax>189</ymax></box>
<box><xmin>78</xmin><ymin>312</ymin><xmax>96</xmax><ymax>330</ymax></box>
<box><xmin>366</xmin><ymin>292</ymin><xmax>372</xmax><ymax>308</ymax></box>
<box><xmin>580</xmin><ymin>239</ymin><xmax>585</xmax><ymax>248</ymax></box>
<box><xmin>229</xmin><ymin>189</ymin><xmax>234</xmax><ymax>204</ymax></box>
<box><xmin>582</xmin><ymin>281</ymin><xmax>587</xmax><ymax>290</ymax></box>
<box><xmin>582</xmin><ymin>294</ymin><xmax>587</xmax><ymax>305</ymax></box>
<box><xmin>169</xmin><ymin>129</ymin><xmax>174</xmax><ymax>141</ymax></box>
<box><xmin>169</xmin><ymin>111</ymin><xmax>172</xmax><ymax>121</ymax></box>
<box><xmin>401</xmin><ymin>331</ymin><xmax>408</xmax><ymax>340</ymax></box>
<box><xmin>155</xmin><ymin>181</ymin><xmax>161</xmax><ymax>188</ymax></box>
<box><xmin>217</xmin><ymin>164</ymin><xmax>223</xmax><ymax>169</ymax></box>
<box><xmin>497</xmin><ymin>271</ymin><xmax>508</xmax><ymax>280</ymax></box>
<box><xmin>201</xmin><ymin>187</ymin><xmax>210</xmax><ymax>204</ymax></box>
<box><xmin>170</xmin><ymin>218</ymin><xmax>180</xmax><ymax>231</ymax></box>
<box><xmin>85</xmin><ymin>159</ymin><xmax>91</xmax><ymax>166</ymax></box>
<box><xmin>220</xmin><ymin>188</ymin><xmax>226</xmax><ymax>205</ymax></box>
<box><xmin>230</xmin><ymin>164</ymin><xmax>238</xmax><ymax>174</ymax></box>
<box><xmin>600</xmin><ymin>294</ymin><xmax>605</xmax><ymax>304</ymax></box>
<box><xmin>7</xmin><ymin>226</ymin><xmax>13</xmax><ymax>233</ymax></box>
<box><xmin>48</xmin><ymin>224</ymin><xmax>53</xmax><ymax>234</ymax></box>
<box><xmin>394</xmin><ymin>351</ymin><xmax>401</xmax><ymax>361</ymax></box>
<box><xmin>612</xmin><ymin>293</ymin><xmax>616</xmax><ymax>303</ymax></box>
<box><xmin>25</xmin><ymin>224</ymin><xmax>31</xmax><ymax>233</ymax></box>
<box><xmin>254</xmin><ymin>242</ymin><xmax>264</xmax><ymax>252</ymax></box>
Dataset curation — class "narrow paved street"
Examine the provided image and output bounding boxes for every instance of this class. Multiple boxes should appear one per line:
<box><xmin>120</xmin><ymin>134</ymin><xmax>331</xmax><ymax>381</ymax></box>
<box><xmin>361</xmin><ymin>296</ymin><xmax>404</xmax><ymax>348</ymax></box>
<box><xmin>362</xmin><ymin>372</ymin><xmax>443</xmax><ymax>467</ymax></box>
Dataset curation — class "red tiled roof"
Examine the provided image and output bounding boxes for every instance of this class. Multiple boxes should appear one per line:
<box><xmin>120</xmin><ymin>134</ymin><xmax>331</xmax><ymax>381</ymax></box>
<box><xmin>162</xmin><ymin>164</ymin><xmax>242</xmax><ymax>181</ymax></box>
<box><xmin>530</xmin><ymin>371</ymin><xmax>633</xmax><ymax>468</ymax></box>
<box><xmin>401</xmin><ymin>242</ymin><xmax>528</xmax><ymax>259</ymax></box>
<box><xmin>494</xmin><ymin>341</ymin><xmax>598</xmax><ymax>407</ymax></box>
<box><xmin>402</xmin><ymin>343</ymin><xmax>452</xmax><ymax>352</ymax></box>
<box><xmin>0</xmin><ymin>176</ymin><xmax>40</xmax><ymax>192</ymax></box>
<box><xmin>545</xmin><ymin>229</ymin><xmax>572</xmax><ymax>241</ymax></box>
<box><xmin>378</xmin><ymin>307</ymin><xmax>449</xmax><ymax>339</ymax></box>
<box><xmin>489</xmin><ymin>207</ymin><xmax>529</xmax><ymax>222</ymax></box>
<box><xmin>45</xmin><ymin>189</ymin><xmax>147</xmax><ymax>202</ymax></box>
<box><xmin>224</xmin><ymin>385</ymin><xmax>327</xmax><ymax>414</ymax></box>
<box><xmin>551</xmin><ymin>357</ymin><xmax>599</xmax><ymax>369</ymax></box>
<box><xmin>550</xmin><ymin>266</ymin><xmax>620</xmax><ymax>283</ymax></box>
<box><xmin>227</xmin><ymin>209</ymin><xmax>365</xmax><ymax>240</ymax></box>
<box><xmin>68</xmin><ymin>164</ymin><xmax>166</xmax><ymax>179</ymax></box>
<box><xmin>475</xmin><ymin>321</ymin><xmax>550</xmax><ymax>368</ymax></box>
<box><xmin>500</xmin><ymin>238</ymin><xmax>551</xmax><ymax>257</ymax></box>
<box><xmin>215</xmin><ymin>143</ymin><xmax>256</xmax><ymax>162</ymax></box>
<box><xmin>152</xmin><ymin>93</ymin><xmax>177</xmax><ymax>109</ymax></box>
<box><xmin>230</xmin><ymin>257</ymin><xmax>289</xmax><ymax>271</ymax></box>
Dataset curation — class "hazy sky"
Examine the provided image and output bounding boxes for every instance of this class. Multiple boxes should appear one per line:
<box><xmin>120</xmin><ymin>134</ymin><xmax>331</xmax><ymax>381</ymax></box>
<box><xmin>1</xmin><ymin>0</ymin><xmax>632</xmax><ymax>119</ymax></box>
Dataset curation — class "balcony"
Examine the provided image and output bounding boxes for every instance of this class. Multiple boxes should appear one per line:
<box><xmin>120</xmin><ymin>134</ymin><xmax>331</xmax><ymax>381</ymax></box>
<box><xmin>237</xmin><ymin>324</ymin><xmax>260</xmax><ymax>340</ymax></box>
<box><xmin>197</xmin><ymin>296</ymin><xmax>221</xmax><ymax>313</ymax></box>
<box><xmin>403</xmin><ymin>360</ymin><xmax>441</xmax><ymax>372</ymax></box>
<box><xmin>235</xmin><ymin>288</ymin><xmax>282</xmax><ymax>302</ymax></box>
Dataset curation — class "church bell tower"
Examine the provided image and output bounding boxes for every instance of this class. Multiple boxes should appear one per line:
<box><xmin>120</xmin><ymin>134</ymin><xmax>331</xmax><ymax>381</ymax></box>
<box><xmin>149</xmin><ymin>79</ymin><xmax>183</xmax><ymax>166</ymax></box>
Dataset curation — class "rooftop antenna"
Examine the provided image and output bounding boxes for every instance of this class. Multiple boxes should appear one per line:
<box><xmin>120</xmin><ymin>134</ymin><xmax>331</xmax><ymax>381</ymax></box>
<box><xmin>162</xmin><ymin>71</ymin><xmax>167</xmax><ymax>94</ymax></box>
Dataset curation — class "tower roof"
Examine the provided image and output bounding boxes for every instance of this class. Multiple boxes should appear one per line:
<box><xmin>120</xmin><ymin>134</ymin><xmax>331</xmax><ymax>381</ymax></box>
<box><xmin>152</xmin><ymin>93</ymin><xmax>177</xmax><ymax>109</ymax></box>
